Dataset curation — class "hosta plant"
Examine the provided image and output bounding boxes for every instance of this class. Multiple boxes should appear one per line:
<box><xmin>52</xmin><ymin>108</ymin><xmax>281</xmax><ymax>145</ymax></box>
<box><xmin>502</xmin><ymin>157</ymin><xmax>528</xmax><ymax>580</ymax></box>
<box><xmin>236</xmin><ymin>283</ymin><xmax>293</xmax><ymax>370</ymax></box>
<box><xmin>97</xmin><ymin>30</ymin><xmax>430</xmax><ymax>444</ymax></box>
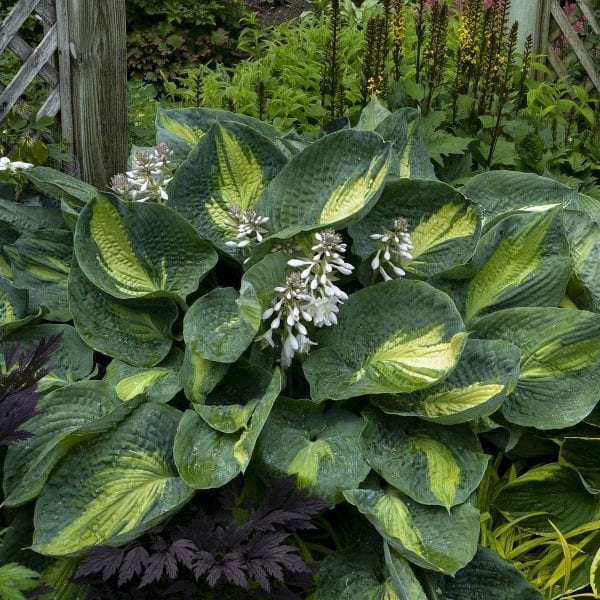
<box><xmin>1</xmin><ymin>99</ymin><xmax>600</xmax><ymax>598</ymax></box>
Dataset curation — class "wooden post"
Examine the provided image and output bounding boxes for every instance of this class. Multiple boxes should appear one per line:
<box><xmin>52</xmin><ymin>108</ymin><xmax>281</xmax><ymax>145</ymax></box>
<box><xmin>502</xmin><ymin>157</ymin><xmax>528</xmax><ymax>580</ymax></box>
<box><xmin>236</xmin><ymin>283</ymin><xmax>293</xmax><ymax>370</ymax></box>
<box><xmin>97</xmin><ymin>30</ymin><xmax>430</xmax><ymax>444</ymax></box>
<box><xmin>67</xmin><ymin>0</ymin><xmax>128</xmax><ymax>189</ymax></box>
<box><xmin>508</xmin><ymin>0</ymin><xmax>543</xmax><ymax>55</ymax></box>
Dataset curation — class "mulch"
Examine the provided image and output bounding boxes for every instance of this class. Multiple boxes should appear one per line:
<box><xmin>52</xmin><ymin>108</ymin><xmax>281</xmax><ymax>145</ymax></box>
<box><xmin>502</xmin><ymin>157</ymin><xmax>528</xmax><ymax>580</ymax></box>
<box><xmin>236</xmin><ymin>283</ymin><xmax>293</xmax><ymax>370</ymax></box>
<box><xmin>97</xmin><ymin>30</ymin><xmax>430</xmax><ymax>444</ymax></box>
<box><xmin>242</xmin><ymin>0</ymin><xmax>313</xmax><ymax>27</ymax></box>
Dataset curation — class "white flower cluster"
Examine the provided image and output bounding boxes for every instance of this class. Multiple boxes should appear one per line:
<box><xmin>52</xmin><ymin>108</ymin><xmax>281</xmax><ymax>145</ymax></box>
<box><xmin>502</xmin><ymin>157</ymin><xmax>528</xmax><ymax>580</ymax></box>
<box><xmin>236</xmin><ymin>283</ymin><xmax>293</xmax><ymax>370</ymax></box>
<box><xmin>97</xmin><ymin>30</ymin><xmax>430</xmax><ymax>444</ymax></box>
<box><xmin>0</xmin><ymin>156</ymin><xmax>34</xmax><ymax>173</ymax></box>
<box><xmin>224</xmin><ymin>204</ymin><xmax>270</xmax><ymax>253</ymax></box>
<box><xmin>370</xmin><ymin>217</ymin><xmax>414</xmax><ymax>280</ymax></box>
<box><xmin>258</xmin><ymin>229</ymin><xmax>354</xmax><ymax>368</ymax></box>
<box><xmin>109</xmin><ymin>143</ymin><xmax>173</xmax><ymax>202</ymax></box>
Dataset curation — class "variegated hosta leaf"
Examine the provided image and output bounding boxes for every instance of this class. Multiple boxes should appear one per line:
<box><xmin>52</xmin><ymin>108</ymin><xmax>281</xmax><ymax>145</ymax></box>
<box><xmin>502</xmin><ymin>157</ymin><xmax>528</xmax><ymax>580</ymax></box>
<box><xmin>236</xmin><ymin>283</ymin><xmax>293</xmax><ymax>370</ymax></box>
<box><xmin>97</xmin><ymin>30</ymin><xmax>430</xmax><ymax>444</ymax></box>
<box><xmin>5</xmin><ymin>229</ymin><xmax>72</xmax><ymax>321</ymax></box>
<box><xmin>183</xmin><ymin>287</ymin><xmax>260</xmax><ymax>364</ymax></box>
<box><xmin>32</xmin><ymin>403</ymin><xmax>195</xmax><ymax>556</ymax></box>
<box><xmin>355</xmin><ymin>96</ymin><xmax>392</xmax><ymax>132</ymax></box>
<box><xmin>0</xmin><ymin>276</ymin><xmax>40</xmax><ymax>338</ymax></box>
<box><xmin>375</xmin><ymin>107</ymin><xmax>437</xmax><ymax>180</ymax></box>
<box><xmin>103</xmin><ymin>348</ymin><xmax>183</xmax><ymax>403</ymax></box>
<box><xmin>445</xmin><ymin>546</ymin><xmax>544</xmax><ymax>600</ymax></box>
<box><xmin>180</xmin><ymin>346</ymin><xmax>229</xmax><ymax>404</ymax></box>
<box><xmin>193</xmin><ymin>363</ymin><xmax>275</xmax><ymax>434</ymax></box>
<box><xmin>592</xmin><ymin>547</ymin><xmax>600</xmax><ymax>598</ymax></box>
<box><xmin>3</xmin><ymin>381</ymin><xmax>132</xmax><ymax>507</ymax></box>
<box><xmin>0</xmin><ymin>323</ymin><xmax>94</xmax><ymax>391</ymax></box>
<box><xmin>303</xmin><ymin>280</ymin><xmax>467</xmax><ymax>401</ymax></box>
<box><xmin>254</xmin><ymin>129</ymin><xmax>392</xmax><ymax>237</ymax></box>
<box><xmin>68</xmin><ymin>261</ymin><xmax>178</xmax><ymax>367</ymax></box>
<box><xmin>471</xmin><ymin>307</ymin><xmax>600</xmax><ymax>429</ymax></box>
<box><xmin>315</xmin><ymin>540</ymin><xmax>402</xmax><ymax>600</ymax></box>
<box><xmin>173</xmin><ymin>368</ymin><xmax>282</xmax><ymax>488</ymax></box>
<box><xmin>239</xmin><ymin>251</ymin><xmax>289</xmax><ymax>312</ymax></box>
<box><xmin>0</xmin><ymin>222</ymin><xmax>19</xmax><ymax>278</ymax></box>
<box><xmin>348</xmin><ymin>178</ymin><xmax>480</xmax><ymax>278</ymax></box>
<box><xmin>384</xmin><ymin>543</ymin><xmax>428</xmax><ymax>600</ymax></box>
<box><xmin>492</xmin><ymin>463</ymin><xmax>600</xmax><ymax>533</ymax></box>
<box><xmin>167</xmin><ymin>121</ymin><xmax>288</xmax><ymax>258</ymax></box>
<box><xmin>38</xmin><ymin>558</ymin><xmax>85</xmax><ymax>600</ymax></box>
<box><xmin>370</xmin><ymin>338</ymin><xmax>520</xmax><ymax>425</ymax></box>
<box><xmin>156</xmin><ymin>106</ymin><xmax>285</xmax><ymax>164</ymax></box>
<box><xmin>75</xmin><ymin>194</ymin><xmax>217</xmax><ymax>302</ymax></box>
<box><xmin>359</xmin><ymin>408</ymin><xmax>488</xmax><ymax>509</ymax></box>
<box><xmin>461</xmin><ymin>170</ymin><xmax>578</xmax><ymax>228</ymax></box>
<box><xmin>464</xmin><ymin>208</ymin><xmax>570</xmax><ymax>322</ymax></box>
<box><xmin>562</xmin><ymin>209</ymin><xmax>600</xmax><ymax>312</ymax></box>
<box><xmin>344</xmin><ymin>487</ymin><xmax>479</xmax><ymax>575</ymax></box>
<box><xmin>559</xmin><ymin>437</ymin><xmax>600</xmax><ymax>494</ymax></box>
<box><xmin>255</xmin><ymin>400</ymin><xmax>370</xmax><ymax>504</ymax></box>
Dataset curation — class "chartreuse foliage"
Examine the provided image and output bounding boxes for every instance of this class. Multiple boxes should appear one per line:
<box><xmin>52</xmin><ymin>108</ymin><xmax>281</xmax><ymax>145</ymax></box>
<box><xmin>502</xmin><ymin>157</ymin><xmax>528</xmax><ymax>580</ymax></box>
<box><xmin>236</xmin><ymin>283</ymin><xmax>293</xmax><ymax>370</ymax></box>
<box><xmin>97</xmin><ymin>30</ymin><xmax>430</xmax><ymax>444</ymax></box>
<box><xmin>0</xmin><ymin>100</ymin><xmax>599</xmax><ymax>597</ymax></box>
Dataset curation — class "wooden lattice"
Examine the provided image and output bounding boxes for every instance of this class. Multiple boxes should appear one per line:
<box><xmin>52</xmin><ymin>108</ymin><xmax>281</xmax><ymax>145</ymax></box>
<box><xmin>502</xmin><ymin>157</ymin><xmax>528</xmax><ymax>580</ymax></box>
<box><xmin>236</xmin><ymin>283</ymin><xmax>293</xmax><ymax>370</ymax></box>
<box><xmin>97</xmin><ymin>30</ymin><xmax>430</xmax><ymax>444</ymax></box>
<box><xmin>540</xmin><ymin>0</ymin><xmax>600</xmax><ymax>93</ymax></box>
<box><xmin>0</xmin><ymin>0</ymin><xmax>73</xmax><ymax>147</ymax></box>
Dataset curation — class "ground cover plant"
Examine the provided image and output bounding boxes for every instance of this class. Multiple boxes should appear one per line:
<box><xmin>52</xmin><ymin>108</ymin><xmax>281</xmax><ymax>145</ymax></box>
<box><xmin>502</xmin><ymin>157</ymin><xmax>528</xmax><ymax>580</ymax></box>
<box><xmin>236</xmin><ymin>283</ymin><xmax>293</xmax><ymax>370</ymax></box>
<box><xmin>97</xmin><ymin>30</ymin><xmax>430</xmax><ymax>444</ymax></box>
<box><xmin>1</xmin><ymin>99</ymin><xmax>600</xmax><ymax>598</ymax></box>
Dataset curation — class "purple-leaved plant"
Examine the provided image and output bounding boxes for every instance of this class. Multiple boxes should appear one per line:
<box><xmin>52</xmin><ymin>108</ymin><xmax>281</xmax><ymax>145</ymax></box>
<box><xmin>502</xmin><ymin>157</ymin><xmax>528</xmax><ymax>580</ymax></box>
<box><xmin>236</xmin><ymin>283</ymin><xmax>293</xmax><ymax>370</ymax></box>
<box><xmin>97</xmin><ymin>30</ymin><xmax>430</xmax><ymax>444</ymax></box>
<box><xmin>75</xmin><ymin>475</ymin><xmax>329</xmax><ymax>599</ymax></box>
<box><xmin>0</xmin><ymin>335</ymin><xmax>61</xmax><ymax>446</ymax></box>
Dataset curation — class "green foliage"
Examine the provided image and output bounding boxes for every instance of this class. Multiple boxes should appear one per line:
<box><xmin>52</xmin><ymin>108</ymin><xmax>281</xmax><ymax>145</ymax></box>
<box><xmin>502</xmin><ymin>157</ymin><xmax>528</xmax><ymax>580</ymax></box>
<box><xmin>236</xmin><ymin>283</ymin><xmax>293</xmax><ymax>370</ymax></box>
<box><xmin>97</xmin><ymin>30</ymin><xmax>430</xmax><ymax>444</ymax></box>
<box><xmin>0</xmin><ymin>562</ymin><xmax>42</xmax><ymax>600</ymax></box>
<box><xmin>1</xmin><ymin>103</ymin><xmax>600</xmax><ymax>598</ymax></box>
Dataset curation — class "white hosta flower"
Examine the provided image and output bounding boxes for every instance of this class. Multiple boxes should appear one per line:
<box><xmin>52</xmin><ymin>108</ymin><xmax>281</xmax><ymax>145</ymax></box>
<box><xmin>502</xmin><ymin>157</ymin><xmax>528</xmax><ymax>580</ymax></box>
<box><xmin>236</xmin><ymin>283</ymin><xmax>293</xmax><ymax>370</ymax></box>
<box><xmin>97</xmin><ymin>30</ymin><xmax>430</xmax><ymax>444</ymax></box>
<box><xmin>224</xmin><ymin>204</ymin><xmax>270</xmax><ymax>254</ymax></box>
<box><xmin>370</xmin><ymin>217</ymin><xmax>413</xmax><ymax>281</ymax></box>
<box><xmin>0</xmin><ymin>156</ymin><xmax>34</xmax><ymax>173</ymax></box>
<box><xmin>110</xmin><ymin>144</ymin><xmax>173</xmax><ymax>203</ymax></box>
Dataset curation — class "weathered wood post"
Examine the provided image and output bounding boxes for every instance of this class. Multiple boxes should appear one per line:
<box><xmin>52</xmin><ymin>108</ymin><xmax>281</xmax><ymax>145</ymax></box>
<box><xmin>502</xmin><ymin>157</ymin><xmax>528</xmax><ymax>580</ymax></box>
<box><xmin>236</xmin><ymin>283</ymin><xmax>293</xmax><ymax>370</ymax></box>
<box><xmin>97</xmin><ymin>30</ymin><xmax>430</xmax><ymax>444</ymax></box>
<box><xmin>508</xmin><ymin>0</ymin><xmax>543</xmax><ymax>54</ymax></box>
<box><xmin>67</xmin><ymin>0</ymin><xmax>128</xmax><ymax>189</ymax></box>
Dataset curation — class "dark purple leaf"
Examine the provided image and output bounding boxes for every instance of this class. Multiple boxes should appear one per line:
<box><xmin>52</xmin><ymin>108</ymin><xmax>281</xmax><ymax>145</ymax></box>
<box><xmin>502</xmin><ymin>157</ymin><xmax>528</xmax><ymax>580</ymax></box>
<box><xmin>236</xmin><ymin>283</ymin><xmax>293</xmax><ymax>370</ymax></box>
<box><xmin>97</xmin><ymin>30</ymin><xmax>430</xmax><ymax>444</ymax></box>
<box><xmin>138</xmin><ymin>549</ymin><xmax>178</xmax><ymax>587</ymax></box>
<box><xmin>76</xmin><ymin>546</ymin><xmax>125</xmax><ymax>581</ymax></box>
<box><xmin>119</xmin><ymin>545</ymin><xmax>150</xmax><ymax>587</ymax></box>
<box><xmin>169</xmin><ymin>538</ymin><xmax>198</xmax><ymax>570</ymax></box>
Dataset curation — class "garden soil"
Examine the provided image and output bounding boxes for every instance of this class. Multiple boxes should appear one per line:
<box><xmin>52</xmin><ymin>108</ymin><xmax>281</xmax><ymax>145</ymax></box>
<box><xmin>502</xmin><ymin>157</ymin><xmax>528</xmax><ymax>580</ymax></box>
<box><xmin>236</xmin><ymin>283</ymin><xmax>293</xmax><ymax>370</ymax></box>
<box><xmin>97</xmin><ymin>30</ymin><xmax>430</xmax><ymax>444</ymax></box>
<box><xmin>243</xmin><ymin>0</ymin><xmax>313</xmax><ymax>26</ymax></box>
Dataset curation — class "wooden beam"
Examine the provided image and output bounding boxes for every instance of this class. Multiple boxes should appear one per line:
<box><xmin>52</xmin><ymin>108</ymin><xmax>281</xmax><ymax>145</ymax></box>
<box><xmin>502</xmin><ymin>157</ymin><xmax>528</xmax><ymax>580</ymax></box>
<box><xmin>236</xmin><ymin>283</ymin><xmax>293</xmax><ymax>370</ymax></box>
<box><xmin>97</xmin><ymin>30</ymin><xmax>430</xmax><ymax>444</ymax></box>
<box><xmin>537</xmin><ymin>0</ymin><xmax>552</xmax><ymax>81</ymax></box>
<box><xmin>67</xmin><ymin>0</ymin><xmax>128</xmax><ymax>189</ymax></box>
<box><xmin>550</xmin><ymin>0</ymin><xmax>600</xmax><ymax>92</ymax></box>
<box><xmin>577</xmin><ymin>0</ymin><xmax>600</xmax><ymax>35</ymax></box>
<box><xmin>7</xmin><ymin>34</ymin><xmax>59</xmax><ymax>87</ymax></box>
<box><xmin>55</xmin><ymin>0</ymin><xmax>73</xmax><ymax>158</ymax></box>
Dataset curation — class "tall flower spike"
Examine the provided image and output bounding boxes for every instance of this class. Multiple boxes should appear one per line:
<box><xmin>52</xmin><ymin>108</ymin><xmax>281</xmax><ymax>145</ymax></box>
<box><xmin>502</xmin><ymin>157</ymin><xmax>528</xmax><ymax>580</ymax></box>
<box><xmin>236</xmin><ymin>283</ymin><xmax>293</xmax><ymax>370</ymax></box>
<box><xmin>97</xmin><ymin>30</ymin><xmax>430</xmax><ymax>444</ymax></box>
<box><xmin>370</xmin><ymin>217</ymin><xmax>414</xmax><ymax>281</ymax></box>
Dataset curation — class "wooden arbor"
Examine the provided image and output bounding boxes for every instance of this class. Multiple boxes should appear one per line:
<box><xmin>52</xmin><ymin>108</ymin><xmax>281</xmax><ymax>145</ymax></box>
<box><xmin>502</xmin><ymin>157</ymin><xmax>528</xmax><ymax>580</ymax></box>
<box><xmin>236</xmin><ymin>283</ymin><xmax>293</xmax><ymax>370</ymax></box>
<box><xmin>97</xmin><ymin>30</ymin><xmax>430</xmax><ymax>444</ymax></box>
<box><xmin>0</xmin><ymin>0</ymin><xmax>128</xmax><ymax>189</ymax></box>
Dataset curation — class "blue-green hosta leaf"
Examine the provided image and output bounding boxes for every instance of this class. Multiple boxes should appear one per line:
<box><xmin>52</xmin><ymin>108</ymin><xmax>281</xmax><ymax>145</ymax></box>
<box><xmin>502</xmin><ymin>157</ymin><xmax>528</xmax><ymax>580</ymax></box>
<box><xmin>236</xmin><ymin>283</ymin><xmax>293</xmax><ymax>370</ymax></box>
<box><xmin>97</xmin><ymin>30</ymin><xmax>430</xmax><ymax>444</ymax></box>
<box><xmin>370</xmin><ymin>339</ymin><xmax>520</xmax><ymax>425</ymax></box>
<box><xmin>445</xmin><ymin>546</ymin><xmax>544</xmax><ymax>599</ymax></box>
<box><xmin>384</xmin><ymin>543</ymin><xmax>428</xmax><ymax>600</ymax></box>
<box><xmin>194</xmin><ymin>363</ymin><xmax>275</xmax><ymax>433</ymax></box>
<box><xmin>559</xmin><ymin>437</ymin><xmax>600</xmax><ymax>494</ymax></box>
<box><xmin>464</xmin><ymin>208</ymin><xmax>570</xmax><ymax>322</ymax></box>
<box><xmin>471</xmin><ymin>307</ymin><xmax>600</xmax><ymax>429</ymax></box>
<box><xmin>562</xmin><ymin>209</ymin><xmax>600</xmax><ymax>312</ymax></box>
<box><xmin>103</xmin><ymin>348</ymin><xmax>183</xmax><ymax>403</ymax></box>
<box><xmin>75</xmin><ymin>194</ymin><xmax>217</xmax><ymax>302</ymax></box>
<box><xmin>239</xmin><ymin>251</ymin><xmax>289</xmax><ymax>313</ymax></box>
<box><xmin>180</xmin><ymin>346</ymin><xmax>229</xmax><ymax>404</ymax></box>
<box><xmin>5</xmin><ymin>229</ymin><xmax>72</xmax><ymax>321</ymax></box>
<box><xmin>0</xmin><ymin>222</ymin><xmax>19</xmax><ymax>278</ymax></box>
<box><xmin>0</xmin><ymin>276</ymin><xmax>41</xmax><ymax>338</ymax></box>
<box><xmin>360</xmin><ymin>408</ymin><xmax>488</xmax><ymax>509</ymax></box>
<box><xmin>173</xmin><ymin>368</ymin><xmax>282</xmax><ymax>488</ymax></box>
<box><xmin>375</xmin><ymin>107</ymin><xmax>436</xmax><ymax>180</ymax></box>
<box><xmin>303</xmin><ymin>280</ymin><xmax>467</xmax><ymax>401</ymax></box>
<box><xmin>24</xmin><ymin>167</ymin><xmax>97</xmax><ymax>206</ymax></box>
<box><xmin>254</xmin><ymin>130</ymin><xmax>392</xmax><ymax>236</ymax></box>
<box><xmin>344</xmin><ymin>487</ymin><xmax>479</xmax><ymax>575</ymax></box>
<box><xmin>315</xmin><ymin>540</ymin><xmax>402</xmax><ymax>600</ymax></box>
<box><xmin>0</xmin><ymin>197</ymin><xmax>65</xmax><ymax>233</ymax></box>
<box><xmin>2</xmin><ymin>381</ymin><xmax>132</xmax><ymax>507</ymax></box>
<box><xmin>32</xmin><ymin>403</ymin><xmax>195</xmax><ymax>556</ymax></box>
<box><xmin>184</xmin><ymin>287</ymin><xmax>260</xmax><ymax>364</ymax></box>
<box><xmin>255</xmin><ymin>400</ymin><xmax>370</xmax><ymax>504</ymax></box>
<box><xmin>68</xmin><ymin>262</ymin><xmax>177</xmax><ymax>367</ymax></box>
<box><xmin>167</xmin><ymin>121</ymin><xmax>288</xmax><ymax>258</ymax></box>
<box><xmin>461</xmin><ymin>170</ymin><xmax>578</xmax><ymax>228</ymax></box>
<box><xmin>0</xmin><ymin>324</ymin><xmax>94</xmax><ymax>390</ymax></box>
<box><xmin>493</xmin><ymin>463</ymin><xmax>600</xmax><ymax>533</ymax></box>
<box><xmin>356</xmin><ymin>96</ymin><xmax>391</xmax><ymax>132</ymax></box>
<box><xmin>156</xmin><ymin>106</ymin><xmax>285</xmax><ymax>164</ymax></box>
<box><xmin>348</xmin><ymin>178</ymin><xmax>480</xmax><ymax>278</ymax></box>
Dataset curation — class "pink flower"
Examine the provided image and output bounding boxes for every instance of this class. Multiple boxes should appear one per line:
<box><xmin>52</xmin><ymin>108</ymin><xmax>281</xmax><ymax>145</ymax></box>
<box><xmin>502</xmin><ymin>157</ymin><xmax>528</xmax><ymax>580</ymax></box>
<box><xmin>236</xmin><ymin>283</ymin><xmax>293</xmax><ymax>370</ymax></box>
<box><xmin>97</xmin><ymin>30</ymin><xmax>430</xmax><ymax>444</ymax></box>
<box><xmin>563</xmin><ymin>1</ymin><xmax>578</xmax><ymax>18</ymax></box>
<box><xmin>573</xmin><ymin>17</ymin><xmax>585</xmax><ymax>34</ymax></box>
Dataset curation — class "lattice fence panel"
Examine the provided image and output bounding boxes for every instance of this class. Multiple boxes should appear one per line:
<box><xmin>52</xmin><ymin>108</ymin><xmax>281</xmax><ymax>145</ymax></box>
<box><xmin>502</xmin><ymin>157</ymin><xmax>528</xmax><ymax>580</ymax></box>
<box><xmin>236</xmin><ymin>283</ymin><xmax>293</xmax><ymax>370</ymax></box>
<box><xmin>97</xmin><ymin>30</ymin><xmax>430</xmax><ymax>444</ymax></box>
<box><xmin>0</xmin><ymin>0</ymin><xmax>73</xmax><ymax>146</ymax></box>
<box><xmin>540</xmin><ymin>0</ymin><xmax>600</xmax><ymax>93</ymax></box>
